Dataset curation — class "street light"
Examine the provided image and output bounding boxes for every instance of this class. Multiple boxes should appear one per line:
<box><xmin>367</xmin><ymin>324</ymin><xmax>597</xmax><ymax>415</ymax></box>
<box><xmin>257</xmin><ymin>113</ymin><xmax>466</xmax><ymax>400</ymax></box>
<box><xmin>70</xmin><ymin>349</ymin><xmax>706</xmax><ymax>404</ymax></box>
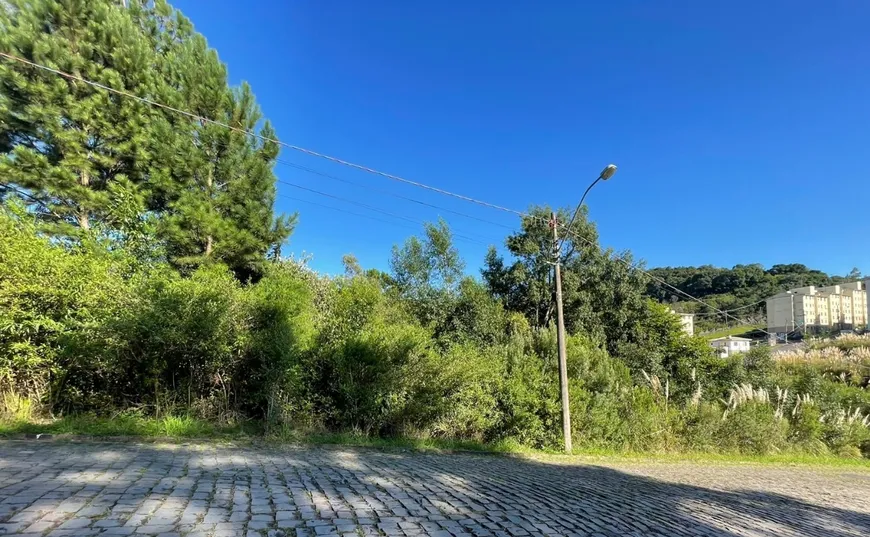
<box><xmin>550</xmin><ymin>164</ymin><xmax>617</xmax><ymax>453</ymax></box>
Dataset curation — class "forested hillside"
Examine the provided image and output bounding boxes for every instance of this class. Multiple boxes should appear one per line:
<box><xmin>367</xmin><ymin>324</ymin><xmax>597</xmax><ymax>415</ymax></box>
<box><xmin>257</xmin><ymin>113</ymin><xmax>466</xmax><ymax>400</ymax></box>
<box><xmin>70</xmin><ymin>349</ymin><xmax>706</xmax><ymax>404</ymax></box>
<box><xmin>1</xmin><ymin>0</ymin><xmax>868</xmax><ymax>457</ymax></box>
<box><xmin>647</xmin><ymin>264</ymin><xmax>863</xmax><ymax>328</ymax></box>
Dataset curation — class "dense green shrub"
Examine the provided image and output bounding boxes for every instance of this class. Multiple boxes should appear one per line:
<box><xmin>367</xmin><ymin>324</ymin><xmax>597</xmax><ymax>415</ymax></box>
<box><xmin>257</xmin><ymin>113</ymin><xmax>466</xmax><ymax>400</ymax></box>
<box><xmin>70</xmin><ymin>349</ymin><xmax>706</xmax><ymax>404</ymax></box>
<box><xmin>574</xmin><ymin>387</ymin><xmax>676</xmax><ymax>451</ymax></box>
<box><xmin>678</xmin><ymin>403</ymin><xmax>726</xmax><ymax>452</ymax></box>
<box><xmin>788</xmin><ymin>403</ymin><xmax>826</xmax><ymax>454</ymax></box>
<box><xmin>103</xmin><ymin>265</ymin><xmax>247</xmax><ymax>416</ymax></box>
<box><xmin>0</xmin><ymin>206</ymin><xmax>135</xmax><ymax>408</ymax></box>
<box><xmin>821</xmin><ymin>409</ymin><xmax>870</xmax><ymax>458</ymax></box>
<box><xmin>303</xmin><ymin>276</ymin><xmax>441</xmax><ymax>434</ymax></box>
<box><xmin>495</xmin><ymin>352</ymin><xmax>560</xmax><ymax>448</ymax></box>
<box><xmin>718</xmin><ymin>402</ymin><xmax>788</xmax><ymax>454</ymax></box>
<box><xmin>428</xmin><ymin>343</ymin><xmax>503</xmax><ymax>440</ymax></box>
<box><xmin>245</xmin><ymin>264</ymin><xmax>315</xmax><ymax>422</ymax></box>
<box><xmin>743</xmin><ymin>345</ymin><xmax>775</xmax><ymax>385</ymax></box>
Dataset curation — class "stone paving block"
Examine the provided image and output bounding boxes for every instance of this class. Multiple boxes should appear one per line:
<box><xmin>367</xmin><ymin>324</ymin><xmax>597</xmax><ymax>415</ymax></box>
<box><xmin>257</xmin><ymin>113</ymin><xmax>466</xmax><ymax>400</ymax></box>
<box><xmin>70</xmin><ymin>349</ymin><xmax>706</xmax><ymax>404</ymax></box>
<box><xmin>0</xmin><ymin>522</ymin><xmax>26</xmax><ymax>533</ymax></box>
<box><xmin>46</xmin><ymin>530</ymin><xmax>89</xmax><ymax>537</ymax></box>
<box><xmin>135</xmin><ymin>524</ymin><xmax>176</xmax><ymax>534</ymax></box>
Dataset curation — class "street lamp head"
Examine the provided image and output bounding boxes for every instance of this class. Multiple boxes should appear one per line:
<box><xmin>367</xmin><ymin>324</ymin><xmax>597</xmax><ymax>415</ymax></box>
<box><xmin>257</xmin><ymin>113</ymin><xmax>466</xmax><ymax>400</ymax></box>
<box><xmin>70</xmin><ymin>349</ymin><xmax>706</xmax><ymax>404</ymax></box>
<box><xmin>599</xmin><ymin>164</ymin><xmax>618</xmax><ymax>181</ymax></box>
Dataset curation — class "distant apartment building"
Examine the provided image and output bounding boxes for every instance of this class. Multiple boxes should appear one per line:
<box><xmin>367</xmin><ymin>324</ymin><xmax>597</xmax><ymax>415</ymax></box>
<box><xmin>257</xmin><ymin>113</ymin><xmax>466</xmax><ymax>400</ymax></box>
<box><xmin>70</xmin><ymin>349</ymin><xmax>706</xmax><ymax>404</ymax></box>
<box><xmin>766</xmin><ymin>281</ymin><xmax>867</xmax><ymax>335</ymax></box>
<box><xmin>671</xmin><ymin>311</ymin><xmax>694</xmax><ymax>336</ymax></box>
<box><xmin>866</xmin><ymin>278</ymin><xmax>870</xmax><ymax>326</ymax></box>
<box><xmin>710</xmin><ymin>336</ymin><xmax>752</xmax><ymax>357</ymax></box>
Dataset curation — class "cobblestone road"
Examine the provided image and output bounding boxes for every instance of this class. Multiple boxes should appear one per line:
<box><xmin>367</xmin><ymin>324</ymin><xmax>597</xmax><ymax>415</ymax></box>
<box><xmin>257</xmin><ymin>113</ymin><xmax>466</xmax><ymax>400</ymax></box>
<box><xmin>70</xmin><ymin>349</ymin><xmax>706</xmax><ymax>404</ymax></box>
<box><xmin>0</xmin><ymin>442</ymin><xmax>868</xmax><ymax>537</ymax></box>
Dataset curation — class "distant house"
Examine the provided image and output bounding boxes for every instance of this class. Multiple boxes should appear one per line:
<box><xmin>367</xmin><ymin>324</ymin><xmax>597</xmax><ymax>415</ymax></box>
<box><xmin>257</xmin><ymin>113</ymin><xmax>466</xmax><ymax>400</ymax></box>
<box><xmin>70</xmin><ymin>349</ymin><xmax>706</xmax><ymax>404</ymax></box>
<box><xmin>709</xmin><ymin>336</ymin><xmax>751</xmax><ymax>358</ymax></box>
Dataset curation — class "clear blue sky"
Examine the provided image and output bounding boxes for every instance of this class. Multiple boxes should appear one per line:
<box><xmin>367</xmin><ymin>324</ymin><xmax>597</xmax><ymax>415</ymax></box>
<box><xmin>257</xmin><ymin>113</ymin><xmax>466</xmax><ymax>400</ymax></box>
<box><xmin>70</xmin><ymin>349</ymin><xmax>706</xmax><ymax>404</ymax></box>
<box><xmin>174</xmin><ymin>0</ymin><xmax>869</xmax><ymax>277</ymax></box>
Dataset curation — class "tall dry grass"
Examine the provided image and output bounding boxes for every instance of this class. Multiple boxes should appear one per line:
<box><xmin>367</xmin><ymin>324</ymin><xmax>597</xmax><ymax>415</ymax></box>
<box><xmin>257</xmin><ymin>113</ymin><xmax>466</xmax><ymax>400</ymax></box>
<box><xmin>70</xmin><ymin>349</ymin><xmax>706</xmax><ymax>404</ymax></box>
<box><xmin>775</xmin><ymin>338</ymin><xmax>870</xmax><ymax>367</ymax></box>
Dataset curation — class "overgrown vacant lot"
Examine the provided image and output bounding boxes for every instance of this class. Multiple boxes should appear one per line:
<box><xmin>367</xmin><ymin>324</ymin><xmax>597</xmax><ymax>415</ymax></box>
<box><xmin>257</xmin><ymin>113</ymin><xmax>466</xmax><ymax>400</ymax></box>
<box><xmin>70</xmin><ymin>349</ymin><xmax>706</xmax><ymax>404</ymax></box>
<box><xmin>0</xmin><ymin>441</ymin><xmax>867</xmax><ymax>537</ymax></box>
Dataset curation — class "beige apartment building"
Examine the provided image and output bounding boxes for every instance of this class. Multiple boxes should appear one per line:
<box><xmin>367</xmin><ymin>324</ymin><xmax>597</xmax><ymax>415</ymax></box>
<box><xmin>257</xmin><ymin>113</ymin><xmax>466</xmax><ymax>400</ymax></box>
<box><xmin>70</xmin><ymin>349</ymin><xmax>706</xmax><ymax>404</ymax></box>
<box><xmin>866</xmin><ymin>278</ymin><xmax>870</xmax><ymax>325</ymax></box>
<box><xmin>766</xmin><ymin>281</ymin><xmax>867</xmax><ymax>335</ymax></box>
<box><xmin>670</xmin><ymin>311</ymin><xmax>694</xmax><ymax>336</ymax></box>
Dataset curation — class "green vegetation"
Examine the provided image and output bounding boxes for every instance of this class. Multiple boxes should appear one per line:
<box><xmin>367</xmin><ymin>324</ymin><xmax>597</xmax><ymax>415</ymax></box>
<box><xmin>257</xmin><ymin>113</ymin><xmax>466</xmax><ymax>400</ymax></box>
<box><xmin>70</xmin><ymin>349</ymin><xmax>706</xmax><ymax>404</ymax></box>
<box><xmin>0</xmin><ymin>413</ymin><xmax>253</xmax><ymax>439</ymax></box>
<box><xmin>1</xmin><ymin>0</ymin><xmax>869</xmax><ymax>461</ymax></box>
<box><xmin>702</xmin><ymin>324</ymin><xmax>765</xmax><ymax>340</ymax></box>
<box><xmin>3</xmin><ymin>205</ymin><xmax>869</xmax><ymax>458</ymax></box>
<box><xmin>2</xmin><ymin>414</ymin><xmax>867</xmax><ymax>469</ymax></box>
<box><xmin>0</xmin><ymin>0</ymin><xmax>294</xmax><ymax>280</ymax></box>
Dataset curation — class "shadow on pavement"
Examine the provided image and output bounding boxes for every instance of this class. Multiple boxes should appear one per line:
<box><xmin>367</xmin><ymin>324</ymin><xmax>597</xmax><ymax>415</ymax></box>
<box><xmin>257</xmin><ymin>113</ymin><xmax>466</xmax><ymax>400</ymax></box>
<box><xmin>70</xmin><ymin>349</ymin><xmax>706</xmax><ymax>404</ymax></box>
<box><xmin>330</xmin><ymin>448</ymin><xmax>870</xmax><ymax>537</ymax></box>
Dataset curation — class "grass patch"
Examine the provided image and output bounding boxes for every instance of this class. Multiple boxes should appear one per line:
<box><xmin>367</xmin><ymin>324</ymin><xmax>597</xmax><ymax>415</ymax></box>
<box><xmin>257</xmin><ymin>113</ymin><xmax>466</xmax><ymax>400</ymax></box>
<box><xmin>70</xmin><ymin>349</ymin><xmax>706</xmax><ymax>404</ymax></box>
<box><xmin>0</xmin><ymin>413</ymin><xmax>257</xmax><ymax>439</ymax></box>
<box><xmin>266</xmin><ymin>429</ymin><xmax>522</xmax><ymax>454</ymax></box>
<box><xmin>1</xmin><ymin>415</ymin><xmax>868</xmax><ymax>469</ymax></box>
<box><xmin>527</xmin><ymin>449</ymin><xmax>870</xmax><ymax>469</ymax></box>
<box><xmin>703</xmin><ymin>324</ymin><xmax>764</xmax><ymax>340</ymax></box>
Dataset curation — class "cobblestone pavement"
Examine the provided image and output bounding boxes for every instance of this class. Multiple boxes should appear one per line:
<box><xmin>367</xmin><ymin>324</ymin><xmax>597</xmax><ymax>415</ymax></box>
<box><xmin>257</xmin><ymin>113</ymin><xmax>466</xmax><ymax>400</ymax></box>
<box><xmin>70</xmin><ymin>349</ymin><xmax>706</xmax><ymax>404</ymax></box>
<box><xmin>0</xmin><ymin>442</ymin><xmax>868</xmax><ymax>537</ymax></box>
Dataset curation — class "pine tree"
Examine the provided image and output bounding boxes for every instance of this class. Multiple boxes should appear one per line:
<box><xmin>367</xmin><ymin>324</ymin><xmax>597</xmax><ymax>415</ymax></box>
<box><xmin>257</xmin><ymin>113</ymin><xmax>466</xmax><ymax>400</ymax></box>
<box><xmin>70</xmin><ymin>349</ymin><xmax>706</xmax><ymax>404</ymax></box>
<box><xmin>0</xmin><ymin>0</ymin><xmax>166</xmax><ymax>238</ymax></box>
<box><xmin>1</xmin><ymin>0</ymin><xmax>295</xmax><ymax>277</ymax></box>
<box><xmin>151</xmin><ymin>30</ymin><xmax>295</xmax><ymax>278</ymax></box>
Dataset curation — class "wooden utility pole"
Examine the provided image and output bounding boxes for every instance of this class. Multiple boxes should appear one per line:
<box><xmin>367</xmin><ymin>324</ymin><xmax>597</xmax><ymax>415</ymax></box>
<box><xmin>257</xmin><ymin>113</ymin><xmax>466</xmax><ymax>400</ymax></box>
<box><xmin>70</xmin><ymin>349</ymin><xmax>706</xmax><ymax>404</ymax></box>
<box><xmin>551</xmin><ymin>212</ymin><xmax>572</xmax><ymax>453</ymax></box>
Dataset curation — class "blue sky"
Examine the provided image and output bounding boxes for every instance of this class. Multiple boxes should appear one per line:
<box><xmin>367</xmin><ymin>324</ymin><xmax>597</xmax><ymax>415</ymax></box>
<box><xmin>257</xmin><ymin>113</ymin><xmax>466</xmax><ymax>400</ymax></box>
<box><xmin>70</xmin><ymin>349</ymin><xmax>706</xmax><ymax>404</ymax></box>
<box><xmin>174</xmin><ymin>0</ymin><xmax>870</xmax><ymax>277</ymax></box>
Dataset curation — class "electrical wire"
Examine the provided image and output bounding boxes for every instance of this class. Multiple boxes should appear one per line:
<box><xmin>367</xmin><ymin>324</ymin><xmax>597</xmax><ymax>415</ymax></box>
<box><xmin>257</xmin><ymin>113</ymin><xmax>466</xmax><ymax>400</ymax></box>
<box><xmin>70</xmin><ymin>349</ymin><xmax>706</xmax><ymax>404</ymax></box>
<box><xmin>275</xmin><ymin>183</ymin><xmax>495</xmax><ymax>246</ymax></box>
<box><xmin>557</xmin><ymin>226</ymin><xmax>778</xmax><ymax>335</ymax></box>
<box><xmin>277</xmin><ymin>180</ymin><xmax>420</xmax><ymax>226</ymax></box>
<box><xmin>0</xmin><ymin>52</ymin><xmax>524</xmax><ymax>217</ymax></box>
<box><xmin>692</xmin><ymin>298</ymin><xmax>768</xmax><ymax>316</ymax></box>
<box><xmin>275</xmin><ymin>159</ymin><xmax>515</xmax><ymax>230</ymax></box>
<box><xmin>277</xmin><ymin>193</ymin><xmax>490</xmax><ymax>246</ymax></box>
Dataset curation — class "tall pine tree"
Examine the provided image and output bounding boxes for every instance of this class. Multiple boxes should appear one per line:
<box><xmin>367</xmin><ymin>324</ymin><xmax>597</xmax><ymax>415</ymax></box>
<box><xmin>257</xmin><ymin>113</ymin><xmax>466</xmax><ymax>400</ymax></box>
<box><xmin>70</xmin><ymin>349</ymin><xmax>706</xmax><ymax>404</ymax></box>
<box><xmin>0</xmin><ymin>0</ymin><xmax>166</xmax><ymax>238</ymax></box>
<box><xmin>152</xmin><ymin>30</ymin><xmax>295</xmax><ymax>278</ymax></box>
<box><xmin>1</xmin><ymin>0</ymin><xmax>295</xmax><ymax>277</ymax></box>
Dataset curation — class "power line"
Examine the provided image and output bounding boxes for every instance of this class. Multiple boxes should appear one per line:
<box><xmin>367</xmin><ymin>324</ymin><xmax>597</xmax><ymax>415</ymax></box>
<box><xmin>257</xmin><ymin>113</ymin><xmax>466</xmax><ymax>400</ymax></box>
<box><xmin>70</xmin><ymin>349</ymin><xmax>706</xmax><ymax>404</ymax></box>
<box><xmin>692</xmin><ymin>298</ymin><xmax>768</xmax><ymax>317</ymax></box>
<box><xmin>277</xmin><ymin>193</ymin><xmax>488</xmax><ymax>246</ymax></box>
<box><xmin>276</xmin><ymin>180</ymin><xmax>498</xmax><ymax>246</ymax></box>
<box><xmin>278</xmin><ymin>194</ymin><xmax>416</xmax><ymax>231</ymax></box>
<box><xmin>278</xmin><ymin>180</ymin><xmax>419</xmax><ymax>226</ymax></box>
<box><xmin>0</xmin><ymin>52</ymin><xmax>524</xmax><ymax>217</ymax></box>
<box><xmin>275</xmin><ymin>159</ymin><xmax>516</xmax><ymax>230</ymax></box>
<box><xmin>0</xmin><ymin>52</ymin><xmax>509</xmax><ymax>246</ymax></box>
<box><xmin>557</xmin><ymin>226</ymin><xmax>778</xmax><ymax>335</ymax></box>
<box><xmin>0</xmin><ymin>51</ymin><xmax>775</xmax><ymax>333</ymax></box>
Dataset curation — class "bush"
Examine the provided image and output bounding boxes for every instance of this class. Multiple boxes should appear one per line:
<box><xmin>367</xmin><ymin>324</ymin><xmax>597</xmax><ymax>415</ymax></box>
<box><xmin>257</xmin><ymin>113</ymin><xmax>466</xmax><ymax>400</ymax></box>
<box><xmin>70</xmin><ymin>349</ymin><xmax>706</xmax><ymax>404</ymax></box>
<box><xmin>428</xmin><ymin>344</ymin><xmax>502</xmax><ymax>441</ymax></box>
<box><xmin>718</xmin><ymin>402</ymin><xmax>788</xmax><ymax>454</ymax></box>
<box><xmin>574</xmin><ymin>386</ymin><xmax>676</xmax><ymax>452</ymax></box>
<box><xmin>743</xmin><ymin>345</ymin><xmax>774</xmax><ymax>385</ymax></box>
<box><xmin>821</xmin><ymin>408</ymin><xmax>870</xmax><ymax>457</ymax></box>
<box><xmin>679</xmin><ymin>403</ymin><xmax>725</xmax><ymax>452</ymax></box>
<box><xmin>492</xmin><ymin>331</ymin><xmax>560</xmax><ymax>448</ymax></box>
<box><xmin>244</xmin><ymin>264</ymin><xmax>315</xmax><ymax>425</ymax></box>
<box><xmin>0</xmin><ymin>206</ymin><xmax>135</xmax><ymax>410</ymax></box>
<box><xmin>695</xmin><ymin>354</ymin><xmax>747</xmax><ymax>401</ymax></box>
<box><xmin>788</xmin><ymin>402</ymin><xmax>826</xmax><ymax>454</ymax></box>
<box><xmin>101</xmin><ymin>264</ymin><xmax>247</xmax><ymax>417</ymax></box>
<box><xmin>304</xmin><ymin>276</ymin><xmax>440</xmax><ymax>434</ymax></box>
